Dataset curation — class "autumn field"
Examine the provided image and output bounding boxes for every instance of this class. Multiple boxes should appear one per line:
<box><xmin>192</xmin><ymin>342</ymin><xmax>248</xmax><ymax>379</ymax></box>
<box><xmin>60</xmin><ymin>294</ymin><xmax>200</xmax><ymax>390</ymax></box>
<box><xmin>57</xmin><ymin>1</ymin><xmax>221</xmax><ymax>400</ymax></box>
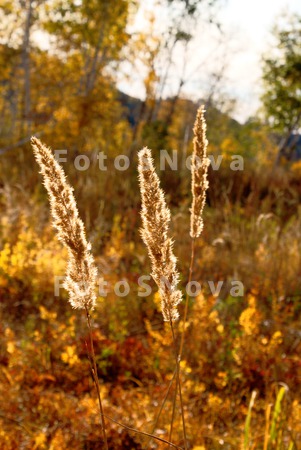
<box><xmin>1</xmin><ymin>1</ymin><xmax>301</xmax><ymax>449</ymax></box>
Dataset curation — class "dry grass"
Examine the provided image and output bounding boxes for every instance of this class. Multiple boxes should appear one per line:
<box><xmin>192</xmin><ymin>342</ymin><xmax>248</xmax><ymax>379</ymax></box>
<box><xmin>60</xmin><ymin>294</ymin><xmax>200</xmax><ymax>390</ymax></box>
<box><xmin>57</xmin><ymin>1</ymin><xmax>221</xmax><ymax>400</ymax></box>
<box><xmin>138</xmin><ymin>146</ymin><xmax>182</xmax><ymax>323</ymax></box>
<box><xmin>0</xmin><ymin>107</ymin><xmax>295</xmax><ymax>449</ymax></box>
<box><xmin>29</xmin><ymin>106</ymin><xmax>210</xmax><ymax>449</ymax></box>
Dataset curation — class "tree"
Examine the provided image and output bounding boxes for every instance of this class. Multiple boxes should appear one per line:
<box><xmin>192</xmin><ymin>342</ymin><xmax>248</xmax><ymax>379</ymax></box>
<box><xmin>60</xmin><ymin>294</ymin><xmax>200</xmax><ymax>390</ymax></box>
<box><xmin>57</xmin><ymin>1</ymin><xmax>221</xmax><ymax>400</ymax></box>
<box><xmin>126</xmin><ymin>0</ymin><xmax>222</xmax><ymax>155</ymax></box>
<box><xmin>0</xmin><ymin>0</ymin><xmax>37</xmax><ymax>141</ymax></box>
<box><xmin>262</xmin><ymin>15</ymin><xmax>301</xmax><ymax>161</ymax></box>
<box><xmin>167</xmin><ymin>0</ymin><xmax>219</xmax><ymax>18</ymax></box>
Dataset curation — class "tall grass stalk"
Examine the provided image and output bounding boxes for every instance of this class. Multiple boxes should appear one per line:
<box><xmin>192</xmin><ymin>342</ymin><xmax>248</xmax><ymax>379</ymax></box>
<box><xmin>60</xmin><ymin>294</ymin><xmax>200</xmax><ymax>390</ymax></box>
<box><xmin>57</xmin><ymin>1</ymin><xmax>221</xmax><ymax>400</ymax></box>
<box><xmin>138</xmin><ymin>147</ymin><xmax>187</xmax><ymax>449</ymax></box>
<box><xmin>169</xmin><ymin>319</ymin><xmax>187</xmax><ymax>449</ymax></box>
<box><xmin>263</xmin><ymin>403</ymin><xmax>272</xmax><ymax>450</ymax></box>
<box><xmin>31</xmin><ymin>137</ymin><xmax>185</xmax><ymax>449</ymax></box>
<box><xmin>31</xmin><ymin>137</ymin><xmax>109</xmax><ymax>449</ymax></box>
<box><xmin>85</xmin><ymin>307</ymin><xmax>109</xmax><ymax>448</ymax></box>
<box><xmin>172</xmin><ymin>105</ymin><xmax>209</xmax><ymax>445</ymax></box>
<box><xmin>180</xmin><ymin>105</ymin><xmax>209</xmax><ymax>357</ymax></box>
<box><xmin>269</xmin><ymin>385</ymin><xmax>287</xmax><ymax>448</ymax></box>
<box><xmin>138</xmin><ymin>107</ymin><xmax>209</xmax><ymax>448</ymax></box>
<box><xmin>244</xmin><ymin>390</ymin><xmax>257</xmax><ymax>450</ymax></box>
<box><xmin>178</xmin><ymin>238</ymin><xmax>195</xmax><ymax>359</ymax></box>
<box><xmin>146</xmin><ymin>368</ymin><xmax>177</xmax><ymax>448</ymax></box>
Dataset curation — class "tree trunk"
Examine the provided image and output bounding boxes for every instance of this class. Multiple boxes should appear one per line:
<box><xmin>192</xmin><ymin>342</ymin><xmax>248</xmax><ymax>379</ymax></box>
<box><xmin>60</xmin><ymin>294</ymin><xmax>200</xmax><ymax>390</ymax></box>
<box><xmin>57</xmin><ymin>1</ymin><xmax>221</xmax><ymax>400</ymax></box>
<box><xmin>21</xmin><ymin>0</ymin><xmax>33</xmax><ymax>135</ymax></box>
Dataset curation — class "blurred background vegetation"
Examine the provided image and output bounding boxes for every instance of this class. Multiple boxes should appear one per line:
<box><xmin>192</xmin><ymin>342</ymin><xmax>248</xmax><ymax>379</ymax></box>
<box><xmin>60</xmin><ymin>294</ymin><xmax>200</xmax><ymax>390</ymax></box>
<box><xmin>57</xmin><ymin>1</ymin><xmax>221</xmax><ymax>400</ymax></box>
<box><xmin>0</xmin><ymin>0</ymin><xmax>301</xmax><ymax>448</ymax></box>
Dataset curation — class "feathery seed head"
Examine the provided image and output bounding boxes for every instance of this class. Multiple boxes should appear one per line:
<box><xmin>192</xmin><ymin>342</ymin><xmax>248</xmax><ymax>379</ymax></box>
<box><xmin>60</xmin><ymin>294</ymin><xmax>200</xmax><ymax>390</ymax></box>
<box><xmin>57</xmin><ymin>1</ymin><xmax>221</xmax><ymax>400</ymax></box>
<box><xmin>190</xmin><ymin>105</ymin><xmax>209</xmax><ymax>239</ymax></box>
<box><xmin>31</xmin><ymin>136</ymin><xmax>97</xmax><ymax>310</ymax></box>
<box><xmin>138</xmin><ymin>147</ymin><xmax>182</xmax><ymax>322</ymax></box>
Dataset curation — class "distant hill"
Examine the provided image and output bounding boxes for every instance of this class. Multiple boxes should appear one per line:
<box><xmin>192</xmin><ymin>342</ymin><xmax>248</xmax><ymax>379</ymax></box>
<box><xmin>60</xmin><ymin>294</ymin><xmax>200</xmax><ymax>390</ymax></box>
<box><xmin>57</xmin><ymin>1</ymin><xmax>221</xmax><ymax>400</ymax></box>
<box><xmin>117</xmin><ymin>91</ymin><xmax>143</xmax><ymax>127</ymax></box>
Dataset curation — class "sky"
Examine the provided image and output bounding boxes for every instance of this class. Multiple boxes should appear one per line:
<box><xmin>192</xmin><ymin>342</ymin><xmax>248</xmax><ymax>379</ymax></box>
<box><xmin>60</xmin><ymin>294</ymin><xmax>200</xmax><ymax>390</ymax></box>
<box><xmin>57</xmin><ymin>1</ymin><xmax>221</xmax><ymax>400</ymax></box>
<box><xmin>118</xmin><ymin>0</ymin><xmax>301</xmax><ymax>123</ymax></box>
<box><xmin>219</xmin><ymin>0</ymin><xmax>301</xmax><ymax>121</ymax></box>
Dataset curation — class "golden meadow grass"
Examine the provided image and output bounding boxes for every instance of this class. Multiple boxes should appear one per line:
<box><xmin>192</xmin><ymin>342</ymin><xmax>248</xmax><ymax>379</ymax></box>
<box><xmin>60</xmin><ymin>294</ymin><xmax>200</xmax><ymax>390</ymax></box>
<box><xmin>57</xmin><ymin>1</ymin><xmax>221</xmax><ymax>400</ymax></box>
<box><xmin>32</xmin><ymin>137</ymin><xmax>183</xmax><ymax>449</ymax></box>
<box><xmin>0</xmin><ymin>103</ymin><xmax>292</xmax><ymax>448</ymax></box>
<box><xmin>30</xmin><ymin>106</ymin><xmax>209</xmax><ymax>449</ymax></box>
<box><xmin>29</xmin><ymin>108</ymin><xmax>296</xmax><ymax>450</ymax></box>
<box><xmin>31</xmin><ymin>136</ymin><xmax>109</xmax><ymax>449</ymax></box>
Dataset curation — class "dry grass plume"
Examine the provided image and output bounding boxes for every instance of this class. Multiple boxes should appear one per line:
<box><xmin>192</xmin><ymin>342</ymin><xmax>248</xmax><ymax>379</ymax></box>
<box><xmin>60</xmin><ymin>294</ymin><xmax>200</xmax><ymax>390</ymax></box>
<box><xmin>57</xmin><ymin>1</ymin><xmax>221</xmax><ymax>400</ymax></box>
<box><xmin>190</xmin><ymin>105</ymin><xmax>209</xmax><ymax>239</ymax></box>
<box><xmin>31</xmin><ymin>136</ymin><xmax>97</xmax><ymax>310</ymax></box>
<box><xmin>138</xmin><ymin>147</ymin><xmax>182</xmax><ymax>322</ymax></box>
